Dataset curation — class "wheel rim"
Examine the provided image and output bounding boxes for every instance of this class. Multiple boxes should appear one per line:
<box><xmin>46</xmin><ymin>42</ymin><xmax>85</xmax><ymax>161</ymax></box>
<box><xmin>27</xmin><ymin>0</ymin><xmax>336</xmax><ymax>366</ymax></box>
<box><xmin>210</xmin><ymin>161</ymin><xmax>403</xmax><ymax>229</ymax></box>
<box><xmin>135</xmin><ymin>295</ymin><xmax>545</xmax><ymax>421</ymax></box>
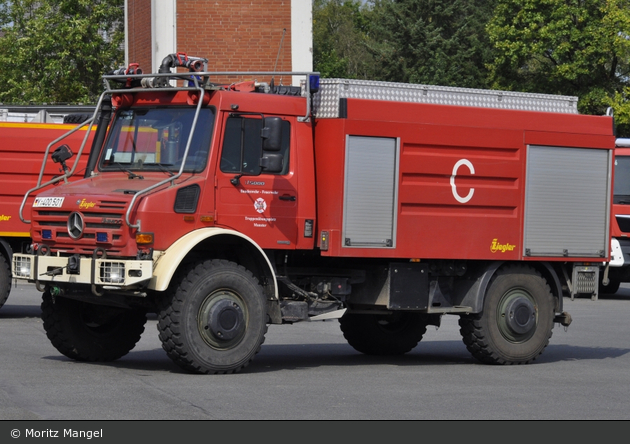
<box><xmin>496</xmin><ymin>288</ymin><xmax>538</xmax><ymax>343</ymax></box>
<box><xmin>198</xmin><ymin>289</ymin><xmax>248</xmax><ymax>349</ymax></box>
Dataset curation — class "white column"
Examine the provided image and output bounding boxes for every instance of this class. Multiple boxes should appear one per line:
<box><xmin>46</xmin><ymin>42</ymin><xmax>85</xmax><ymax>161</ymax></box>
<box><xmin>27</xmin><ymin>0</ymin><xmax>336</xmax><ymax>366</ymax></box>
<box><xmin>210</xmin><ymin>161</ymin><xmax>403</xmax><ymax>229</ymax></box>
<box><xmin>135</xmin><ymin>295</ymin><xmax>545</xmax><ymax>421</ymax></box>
<box><xmin>124</xmin><ymin>0</ymin><xmax>129</xmax><ymax>66</ymax></box>
<box><xmin>291</xmin><ymin>0</ymin><xmax>313</xmax><ymax>86</ymax></box>
<box><xmin>151</xmin><ymin>0</ymin><xmax>177</xmax><ymax>73</ymax></box>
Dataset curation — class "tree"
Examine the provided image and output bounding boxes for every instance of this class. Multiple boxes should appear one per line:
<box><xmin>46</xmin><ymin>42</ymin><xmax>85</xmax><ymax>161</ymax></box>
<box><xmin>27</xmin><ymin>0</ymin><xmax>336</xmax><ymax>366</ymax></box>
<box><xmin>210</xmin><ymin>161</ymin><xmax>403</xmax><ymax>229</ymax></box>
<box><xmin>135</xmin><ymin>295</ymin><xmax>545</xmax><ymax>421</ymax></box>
<box><xmin>313</xmin><ymin>0</ymin><xmax>375</xmax><ymax>79</ymax></box>
<box><xmin>0</xmin><ymin>0</ymin><xmax>124</xmax><ymax>104</ymax></box>
<box><xmin>365</xmin><ymin>0</ymin><xmax>496</xmax><ymax>88</ymax></box>
<box><xmin>487</xmin><ymin>0</ymin><xmax>630</xmax><ymax>136</ymax></box>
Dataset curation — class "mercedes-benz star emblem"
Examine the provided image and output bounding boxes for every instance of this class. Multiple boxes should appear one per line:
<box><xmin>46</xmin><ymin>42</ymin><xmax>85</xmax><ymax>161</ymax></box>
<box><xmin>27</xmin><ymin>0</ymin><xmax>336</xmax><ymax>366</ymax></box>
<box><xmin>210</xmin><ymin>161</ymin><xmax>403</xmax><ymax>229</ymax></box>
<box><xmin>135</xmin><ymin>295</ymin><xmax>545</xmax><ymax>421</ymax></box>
<box><xmin>67</xmin><ymin>212</ymin><xmax>85</xmax><ymax>239</ymax></box>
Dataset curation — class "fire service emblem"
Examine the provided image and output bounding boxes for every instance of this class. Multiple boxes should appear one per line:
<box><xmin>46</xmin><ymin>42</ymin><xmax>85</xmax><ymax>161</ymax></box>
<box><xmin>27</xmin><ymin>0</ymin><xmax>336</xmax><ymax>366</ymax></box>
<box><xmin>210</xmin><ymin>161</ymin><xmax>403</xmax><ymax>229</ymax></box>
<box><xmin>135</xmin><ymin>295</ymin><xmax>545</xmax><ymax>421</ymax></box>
<box><xmin>254</xmin><ymin>198</ymin><xmax>267</xmax><ymax>214</ymax></box>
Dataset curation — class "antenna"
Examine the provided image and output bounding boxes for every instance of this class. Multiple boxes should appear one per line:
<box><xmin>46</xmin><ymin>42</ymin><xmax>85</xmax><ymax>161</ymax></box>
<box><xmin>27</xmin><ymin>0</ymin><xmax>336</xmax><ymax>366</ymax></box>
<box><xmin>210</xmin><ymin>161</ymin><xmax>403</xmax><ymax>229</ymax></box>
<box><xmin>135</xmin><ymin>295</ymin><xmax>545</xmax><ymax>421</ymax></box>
<box><xmin>272</xmin><ymin>28</ymin><xmax>286</xmax><ymax>88</ymax></box>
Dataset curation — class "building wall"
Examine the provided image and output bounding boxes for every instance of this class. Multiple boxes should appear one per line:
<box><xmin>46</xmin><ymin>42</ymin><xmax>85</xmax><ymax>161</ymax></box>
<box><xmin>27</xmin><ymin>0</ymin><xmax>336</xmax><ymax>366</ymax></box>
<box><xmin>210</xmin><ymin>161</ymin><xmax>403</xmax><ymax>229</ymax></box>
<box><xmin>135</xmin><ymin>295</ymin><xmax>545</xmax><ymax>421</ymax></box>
<box><xmin>126</xmin><ymin>0</ymin><xmax>312</xmax><ymax>85</ymax></box>
<box><xmin>126</xmin><ymin>0</ymin><xmax>152</xmax><ymax>73</ymax></box>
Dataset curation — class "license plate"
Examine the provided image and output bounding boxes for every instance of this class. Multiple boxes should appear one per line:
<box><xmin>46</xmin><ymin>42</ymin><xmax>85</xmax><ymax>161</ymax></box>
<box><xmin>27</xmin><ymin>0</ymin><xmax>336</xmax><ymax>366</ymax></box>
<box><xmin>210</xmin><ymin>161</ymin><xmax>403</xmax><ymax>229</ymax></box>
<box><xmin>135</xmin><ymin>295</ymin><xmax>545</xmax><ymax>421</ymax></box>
<box><xmin>33</xmin><ymin>197</ymin><xmax>65</xmax><ymax>208</ymax></box>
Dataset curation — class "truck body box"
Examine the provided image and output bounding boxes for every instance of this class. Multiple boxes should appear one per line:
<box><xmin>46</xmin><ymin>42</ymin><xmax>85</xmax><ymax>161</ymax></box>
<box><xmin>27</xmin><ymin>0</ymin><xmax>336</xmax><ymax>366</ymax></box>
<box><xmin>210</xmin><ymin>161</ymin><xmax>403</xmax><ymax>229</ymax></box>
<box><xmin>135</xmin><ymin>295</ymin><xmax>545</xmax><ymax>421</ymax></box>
<box><xmin>312</xmin><ymin>90</ymin><xmax>614</xmax><ymax>261</ymax></box>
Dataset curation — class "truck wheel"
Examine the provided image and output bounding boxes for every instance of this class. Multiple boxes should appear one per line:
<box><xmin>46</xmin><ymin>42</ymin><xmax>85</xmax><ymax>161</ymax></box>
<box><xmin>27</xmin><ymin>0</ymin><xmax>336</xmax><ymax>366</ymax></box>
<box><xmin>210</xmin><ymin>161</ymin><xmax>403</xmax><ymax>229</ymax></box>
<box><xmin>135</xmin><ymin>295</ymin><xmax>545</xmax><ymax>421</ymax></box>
<box><xmin>0</xmin><ymin>254</ymin><xmax>10</xmax><ymax>310</ymax></box>
<box><xmin>157</xmin><ymin>259</ymin><xmax>268</xmax><ymax>374</ymax></box>
<box><xmin>41</xmin><ymin>291</ymin><xmax>147</xmax><ymax>362</ymax></box>
<box><xmin>458</xmin><ymin>265</ymin><xmax>554</xmax><ymax>365</ymax></box>
<box><xmin>599</xmin><ymin>277</ymin><xmax>620</xmax><ymax>295</ymax></box>
<box><xmin>339</xmin><ymin>312</ymin><xmax>428</xmax><ymax>355</ymax></box>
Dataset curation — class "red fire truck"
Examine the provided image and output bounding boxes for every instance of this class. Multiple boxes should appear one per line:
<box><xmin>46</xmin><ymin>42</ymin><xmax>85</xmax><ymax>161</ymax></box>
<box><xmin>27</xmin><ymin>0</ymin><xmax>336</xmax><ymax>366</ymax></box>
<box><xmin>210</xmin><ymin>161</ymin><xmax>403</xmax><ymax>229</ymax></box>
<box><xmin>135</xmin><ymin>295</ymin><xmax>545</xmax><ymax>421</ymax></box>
<box><xmin>11</xmin><ymin>53</ymin><xmax>615</xmax><ymax>373</ymax></box>
<box><xmin>0</xmin><ymin>119</ymin><xmax>95</xmax><ymax>309</ymax></box>
<box><xmin>603</xmin><ymin>138</ymin><xmax>630</xmax><ymax>293</ymax></box>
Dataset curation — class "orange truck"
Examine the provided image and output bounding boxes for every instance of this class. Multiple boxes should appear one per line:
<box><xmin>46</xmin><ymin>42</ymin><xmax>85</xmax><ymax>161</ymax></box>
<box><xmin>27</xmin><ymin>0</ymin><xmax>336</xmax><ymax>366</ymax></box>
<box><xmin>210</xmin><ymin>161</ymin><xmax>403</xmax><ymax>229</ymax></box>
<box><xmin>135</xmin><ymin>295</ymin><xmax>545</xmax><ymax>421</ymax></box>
<box><xmin>0</xmin><ymin>115</ymin><xmax>95</xmax><ymax>309</ymax></box>
<box><xmin>10</xmin><ymin>53</ymin><xmax>616</xmax><ymax>373</ymax></box>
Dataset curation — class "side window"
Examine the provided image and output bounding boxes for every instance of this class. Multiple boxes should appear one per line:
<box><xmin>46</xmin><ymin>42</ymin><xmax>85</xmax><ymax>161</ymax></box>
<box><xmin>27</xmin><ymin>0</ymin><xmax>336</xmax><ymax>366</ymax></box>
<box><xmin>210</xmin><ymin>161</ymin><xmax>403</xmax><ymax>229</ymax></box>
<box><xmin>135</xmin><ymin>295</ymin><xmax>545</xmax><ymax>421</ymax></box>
<box><xmin>220</xmin><ymin>115</ymin><xmax>290</xmax><ymax>175</ymax></box>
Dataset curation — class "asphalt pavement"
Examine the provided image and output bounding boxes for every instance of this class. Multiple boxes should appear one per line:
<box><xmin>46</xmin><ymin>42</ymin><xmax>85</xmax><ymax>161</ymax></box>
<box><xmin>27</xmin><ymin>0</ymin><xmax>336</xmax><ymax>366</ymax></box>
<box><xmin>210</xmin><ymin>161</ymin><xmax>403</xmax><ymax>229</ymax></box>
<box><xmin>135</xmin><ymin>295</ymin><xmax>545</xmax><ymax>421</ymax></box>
<box><xmin>0</xmin><ymin>282</ymin><xmax>629</xmax><ymax>420</ymax></box>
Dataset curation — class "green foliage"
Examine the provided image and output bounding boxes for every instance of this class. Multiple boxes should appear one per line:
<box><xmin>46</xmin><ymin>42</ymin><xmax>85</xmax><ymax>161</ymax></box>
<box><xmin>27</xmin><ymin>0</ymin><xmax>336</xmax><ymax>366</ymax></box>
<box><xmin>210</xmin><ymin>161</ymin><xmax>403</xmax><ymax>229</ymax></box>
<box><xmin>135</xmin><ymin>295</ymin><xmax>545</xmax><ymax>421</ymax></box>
<box><xmin>365</xmin><ymin>0</ymin><xmax>496</xmax><ymax>88</ymax></box>
<box><xmin>313</xmin><ymin>0</ymin><xmax>496</xmax><ymax>87</ymax></box>
<box><xmin>313</xmin><ymin>0</ymin><xmax>374</xmax><ymax>79</ymax></box>
<box><xmin>0</xmin><ymin>0</ymin><xmax>124</xmax><ymax>104</ymax></box>
<box><xmin>487</xmin><ymin>0</ymin><xmax>630</xmax><ymax>135</ymax></box>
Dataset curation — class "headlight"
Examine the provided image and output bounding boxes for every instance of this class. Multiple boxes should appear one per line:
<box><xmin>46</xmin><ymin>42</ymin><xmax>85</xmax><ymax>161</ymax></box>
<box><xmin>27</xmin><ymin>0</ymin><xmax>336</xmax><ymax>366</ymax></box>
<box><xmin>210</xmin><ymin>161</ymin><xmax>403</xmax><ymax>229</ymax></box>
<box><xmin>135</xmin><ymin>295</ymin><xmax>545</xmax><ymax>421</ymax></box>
<box><xmin>13</xmin><ymin>256</ymin><xmax>32</xmax><ymax>278</ymax></box>
<box><xmin>99</xmin><ymin>261</ymin><xmax>125</xmax><ymax>284</ymax></box>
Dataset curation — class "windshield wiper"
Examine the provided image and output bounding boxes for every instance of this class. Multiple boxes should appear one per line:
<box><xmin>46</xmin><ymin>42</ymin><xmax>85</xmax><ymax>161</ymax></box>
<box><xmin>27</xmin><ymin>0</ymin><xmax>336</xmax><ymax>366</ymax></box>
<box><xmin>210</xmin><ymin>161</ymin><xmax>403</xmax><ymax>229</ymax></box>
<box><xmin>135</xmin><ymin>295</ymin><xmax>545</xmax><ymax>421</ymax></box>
<box><xmin>113</xmin><ymin>163</ymin><xmax>144</xmax><ymax>180</ymax></box>
<box><xmin>155</xmin><ymin>163</ymin><xmax>175</xmax><ymax>177</ymax></box>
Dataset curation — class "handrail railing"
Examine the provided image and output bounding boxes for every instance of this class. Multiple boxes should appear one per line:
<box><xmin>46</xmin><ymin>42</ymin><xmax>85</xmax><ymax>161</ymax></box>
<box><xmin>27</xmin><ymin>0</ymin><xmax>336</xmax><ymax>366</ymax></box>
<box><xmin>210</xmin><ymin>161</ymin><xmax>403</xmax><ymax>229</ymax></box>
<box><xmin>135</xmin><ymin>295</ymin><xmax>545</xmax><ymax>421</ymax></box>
<box><xmin>123</xmin><ymin>80</ymin><xmax>206</xmax><ymax>231</ymax></box>
<box><xmin>18</xmin><ymin>97</ymin><xmax>102</xmax><ymax>224</ymax></box>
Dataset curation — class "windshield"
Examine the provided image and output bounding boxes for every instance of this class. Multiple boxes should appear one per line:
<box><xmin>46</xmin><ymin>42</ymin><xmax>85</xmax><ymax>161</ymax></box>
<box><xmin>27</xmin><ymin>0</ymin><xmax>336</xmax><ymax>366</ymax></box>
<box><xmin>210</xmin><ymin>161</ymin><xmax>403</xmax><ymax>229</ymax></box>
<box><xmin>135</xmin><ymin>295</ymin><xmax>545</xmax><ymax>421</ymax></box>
<box><xmin>99</xmin><ymin>107</ymin><xmax>214</xmax><ymax>174</ymax></box>
<box><xmin>614</xmin><ymin>155</ymin><xmax>630</xmax><ymax>204</ymax></box>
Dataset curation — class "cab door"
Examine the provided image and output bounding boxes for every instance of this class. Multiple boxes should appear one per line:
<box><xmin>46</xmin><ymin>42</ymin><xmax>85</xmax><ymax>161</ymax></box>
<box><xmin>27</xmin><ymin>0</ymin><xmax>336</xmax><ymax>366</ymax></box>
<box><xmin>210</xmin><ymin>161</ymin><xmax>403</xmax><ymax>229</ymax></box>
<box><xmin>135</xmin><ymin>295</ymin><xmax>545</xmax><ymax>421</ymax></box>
<box><xmin>215</xmin><ymin>114</ymin><xmax>298</xmax><ymax>248</ymax></box>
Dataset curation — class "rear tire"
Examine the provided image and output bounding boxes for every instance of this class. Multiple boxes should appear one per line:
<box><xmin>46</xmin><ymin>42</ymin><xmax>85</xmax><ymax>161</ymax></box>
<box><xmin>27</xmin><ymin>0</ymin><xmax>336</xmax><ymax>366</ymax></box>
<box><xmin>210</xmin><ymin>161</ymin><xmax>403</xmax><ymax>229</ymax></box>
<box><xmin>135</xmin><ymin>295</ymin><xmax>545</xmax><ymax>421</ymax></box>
<box><xmin>157</xmin><ymin>259</ymin><xmax>268</xmax><ymax>374</ymax></box>
<box><xmin>599</xmin><ymin>277</ymin><xmax>620</xmax><ymax>295</ymax></box>
<box><xmin>0</xmin><ymin>254</ymin><xmax>11</xmax><ymax>310</ymax></box>
<box><xmin>339</xmin><ymin>312</ymin><xmax>429</xmax><ymax>355</ymax></box>
<box><xmin>459</xmin><ymin>265</ymin><xmax>554</xmax><ymax>365</ymax></box>
<box><xmin>41</xmin><ymin>291</ymin><xmax>147</xmax><ymax>362</ymax></box>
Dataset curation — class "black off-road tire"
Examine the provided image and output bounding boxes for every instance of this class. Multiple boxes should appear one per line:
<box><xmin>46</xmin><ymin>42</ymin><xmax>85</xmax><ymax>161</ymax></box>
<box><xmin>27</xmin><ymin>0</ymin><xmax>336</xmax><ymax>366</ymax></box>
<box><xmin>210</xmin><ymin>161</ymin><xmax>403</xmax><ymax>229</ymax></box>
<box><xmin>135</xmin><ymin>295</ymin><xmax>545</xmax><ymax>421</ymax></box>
<box><xmin>41</xmin><ymin>291</ymin><xmax>147</xmax><ymax>362</ymax></box>
<box><xmin>339</xmin><ymin>312</ymin><xmax>429</xmax><ymax>356</ymax></box>
<box><xmin>0</xmin><ymin>254</ymin><xmax>11</xmax><ymax>310</ymax></box>
<box><xmin>459</xmin><ymin>265</ymin><xmax>554</xmax><ymax>365</ymax></box>
<box><xmin>599</xmin><ymin>277</ymin><xmax>620</xmax><ymax>295</ymax></box>
<box><xmin>157</xmin><ymin>259</ymin><xmax>268</xmax><ymax>374</ymax></box>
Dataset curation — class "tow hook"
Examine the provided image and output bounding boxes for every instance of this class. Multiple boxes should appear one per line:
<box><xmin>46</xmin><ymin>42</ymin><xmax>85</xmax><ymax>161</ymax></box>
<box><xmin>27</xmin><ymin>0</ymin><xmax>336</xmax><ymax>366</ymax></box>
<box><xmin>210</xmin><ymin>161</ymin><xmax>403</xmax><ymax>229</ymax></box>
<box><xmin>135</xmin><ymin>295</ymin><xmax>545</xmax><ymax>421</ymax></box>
<box><xmin>554</xmin><ymin>312</ymin><xmax>572</xmax><ymax>327</ymax></box>
<box><xmin>49</xmin><ymin>286</ymin><xmax>64</xmax><ymax>297</ymax></box>
<box><xmin>49</xmin><ymin>286</ymin><xmax>64</xmax><ymax>303</ymax></box>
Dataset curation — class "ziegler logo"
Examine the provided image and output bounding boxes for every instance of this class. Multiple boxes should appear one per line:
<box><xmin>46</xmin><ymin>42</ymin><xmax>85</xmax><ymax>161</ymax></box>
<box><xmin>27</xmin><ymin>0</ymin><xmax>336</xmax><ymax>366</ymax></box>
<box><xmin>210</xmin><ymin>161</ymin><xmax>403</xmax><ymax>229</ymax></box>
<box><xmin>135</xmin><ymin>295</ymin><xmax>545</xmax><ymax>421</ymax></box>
<box><xmin>102</xmin><ymin>217</ymin><xmax>123</xmax><ymax>225</ymax></box>
<box><xmin>490</xmin><ymin>238</ymin><xmax>516</xmax><ymax>253</ymax></box>
<box><xmin>77</xmin><ymin>199</ymin><xmax>96</xmax><ymax>209</ymax></box>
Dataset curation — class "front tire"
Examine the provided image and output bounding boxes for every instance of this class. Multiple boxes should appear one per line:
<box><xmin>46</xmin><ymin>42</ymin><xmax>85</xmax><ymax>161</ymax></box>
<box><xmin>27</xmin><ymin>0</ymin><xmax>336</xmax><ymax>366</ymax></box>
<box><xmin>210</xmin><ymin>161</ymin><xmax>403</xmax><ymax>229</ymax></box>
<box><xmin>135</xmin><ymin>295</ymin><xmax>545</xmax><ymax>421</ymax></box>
<box><xmin>459</xmin><ymin>265</ymin><xmax>554</xmax><ymax>365</ymax></box>
<box><xmin>339</xmin><ymin>312</ymin><xmax>429</xmax><ymax>355</ymax></box>
<box><xmin>157</xmin><ymin>259</ymin><xmax>268</xmax><ymax>374</ymax></box>
<box><xmin>41</xmin><ymin>291</ymin><xmax>147</xmax><ymax>362</ymax></box>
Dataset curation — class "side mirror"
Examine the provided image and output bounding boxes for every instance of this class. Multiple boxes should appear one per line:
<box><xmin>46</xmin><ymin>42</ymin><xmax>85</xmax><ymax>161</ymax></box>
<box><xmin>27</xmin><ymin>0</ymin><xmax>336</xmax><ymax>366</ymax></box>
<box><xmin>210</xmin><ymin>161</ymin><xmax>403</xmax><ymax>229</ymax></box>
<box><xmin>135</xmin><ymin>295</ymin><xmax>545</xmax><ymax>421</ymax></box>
<box><xmin>261</xmin><ymin>117</ymin><xmax>283</xmax><ymax>151</ymax></box>
<box><xmin>259</xmin><ymin>117</ymin><xmax>284</xmax><ymax>173</ymax></box>
<box><xmin>260</xmin><ymin>153</ymin><xmax>284</xmax><ymax>173</ymax></box>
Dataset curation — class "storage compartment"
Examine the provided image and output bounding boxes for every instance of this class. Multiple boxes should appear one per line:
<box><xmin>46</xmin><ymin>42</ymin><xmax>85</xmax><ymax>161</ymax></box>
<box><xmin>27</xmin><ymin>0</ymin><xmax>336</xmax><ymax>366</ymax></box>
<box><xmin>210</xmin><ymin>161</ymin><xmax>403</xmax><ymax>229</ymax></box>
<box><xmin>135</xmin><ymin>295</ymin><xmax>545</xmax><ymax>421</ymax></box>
<box><xmin>523</xmin><ymin>145</ymin><xmax>611</xmax><ymax>258</ymax></box>
<box><xmin>342</xmin><ymin>136</ymin><xmax>399</xmax><ymax>248</ymax></box>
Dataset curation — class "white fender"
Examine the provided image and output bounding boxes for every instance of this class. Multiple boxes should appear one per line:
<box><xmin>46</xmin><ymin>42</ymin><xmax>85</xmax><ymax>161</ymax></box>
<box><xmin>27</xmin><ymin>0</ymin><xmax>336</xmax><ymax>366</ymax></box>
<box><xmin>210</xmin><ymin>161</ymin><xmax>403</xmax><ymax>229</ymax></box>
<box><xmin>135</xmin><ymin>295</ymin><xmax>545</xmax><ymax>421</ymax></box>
<box><xmin>610</xmin><ymin>237</ymin><xmax>624</xmax><ymax>267</ymax></box>
<box><xmin>149</xmin><ymin>227</ymin><xmax>278</xmax><ymax>298</ymax></box>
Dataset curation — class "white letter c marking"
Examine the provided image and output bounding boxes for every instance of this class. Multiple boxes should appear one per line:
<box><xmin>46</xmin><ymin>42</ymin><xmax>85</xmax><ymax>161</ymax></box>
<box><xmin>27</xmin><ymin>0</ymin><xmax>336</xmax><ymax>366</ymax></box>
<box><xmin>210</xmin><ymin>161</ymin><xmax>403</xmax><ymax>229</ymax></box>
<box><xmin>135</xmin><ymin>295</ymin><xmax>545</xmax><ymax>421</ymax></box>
<box><xmin>451</xmin><ymin>159</ymin><xmax>475</xmax><ymax>203</ymax></box>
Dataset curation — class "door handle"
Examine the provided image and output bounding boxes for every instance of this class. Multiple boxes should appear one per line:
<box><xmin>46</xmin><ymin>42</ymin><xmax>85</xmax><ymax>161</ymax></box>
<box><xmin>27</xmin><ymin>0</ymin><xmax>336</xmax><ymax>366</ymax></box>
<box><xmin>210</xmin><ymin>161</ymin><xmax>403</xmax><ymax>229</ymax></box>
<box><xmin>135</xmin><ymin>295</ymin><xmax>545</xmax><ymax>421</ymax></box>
<box><xmin>279</xmin><ymin>194</ymin><xmax>296</xmax><ymax>201</ymax></box>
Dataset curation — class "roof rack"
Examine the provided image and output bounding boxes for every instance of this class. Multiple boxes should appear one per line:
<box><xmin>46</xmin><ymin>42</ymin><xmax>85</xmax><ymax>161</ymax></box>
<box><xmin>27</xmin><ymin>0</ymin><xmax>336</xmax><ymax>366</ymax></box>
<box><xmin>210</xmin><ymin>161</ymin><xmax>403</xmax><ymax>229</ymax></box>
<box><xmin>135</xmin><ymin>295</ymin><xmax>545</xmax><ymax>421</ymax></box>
<box><xmin>313</xmin><ymin>78</ymin><xmax>579</xmax><ymax>117</ymax></box>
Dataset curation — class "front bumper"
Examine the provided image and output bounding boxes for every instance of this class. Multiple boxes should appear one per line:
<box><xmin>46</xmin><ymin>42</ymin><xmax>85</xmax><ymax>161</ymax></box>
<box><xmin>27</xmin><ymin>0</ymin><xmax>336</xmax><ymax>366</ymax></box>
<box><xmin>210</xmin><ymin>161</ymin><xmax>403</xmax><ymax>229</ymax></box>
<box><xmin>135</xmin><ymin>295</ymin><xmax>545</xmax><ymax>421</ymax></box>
<box><xmin>12</xmin><ymin>253</ymin><xmax>153</xmax><ymax>288</ymax></box>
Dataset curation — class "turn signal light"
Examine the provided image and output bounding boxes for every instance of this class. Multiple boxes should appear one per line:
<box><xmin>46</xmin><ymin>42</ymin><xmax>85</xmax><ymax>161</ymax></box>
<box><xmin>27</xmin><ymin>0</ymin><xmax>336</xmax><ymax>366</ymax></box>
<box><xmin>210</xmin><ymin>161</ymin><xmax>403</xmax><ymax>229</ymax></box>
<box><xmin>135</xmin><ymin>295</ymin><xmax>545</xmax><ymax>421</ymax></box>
<box><xmin>136</xmin><ymin>233</ymin><xmax>154</xmax><ymax>244</ymax></box>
